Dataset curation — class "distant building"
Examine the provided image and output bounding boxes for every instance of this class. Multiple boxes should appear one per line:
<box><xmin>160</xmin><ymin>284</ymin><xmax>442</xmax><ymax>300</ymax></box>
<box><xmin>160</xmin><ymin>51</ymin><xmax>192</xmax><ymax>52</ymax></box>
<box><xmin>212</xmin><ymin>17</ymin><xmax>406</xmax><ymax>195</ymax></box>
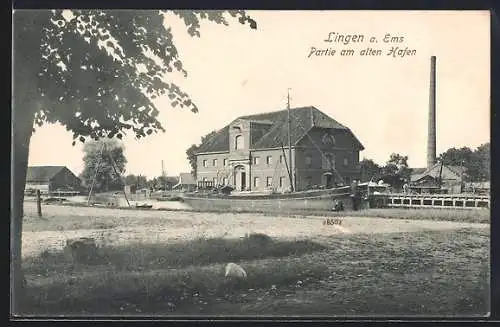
<box><xmin>410</xmin><ymin>163</ymin><xmax>466</xmax><ymax>194</ymax></box>
<box><xmin>194</xmin><ymin>106</ymin><xmax>364</xmax><ymax>192</ymax></box>
<box><xmin>173</xmin><ymin>173</ymin><xmax>196</xmax><ymax>192</ymax></box>
<box><xmin>124</xmin><ymin>184</ymin><xmax>136</xmax><ymax>194</ymax></box>
<box><xmin>25</xmin><ymin>166</ymin><xmax>81</xmax><ymax>194</ymax></box>
<box><xmin>163</xmin><ymin>176</ymin><xmax>180</xmax><ymax>190</ymax></box>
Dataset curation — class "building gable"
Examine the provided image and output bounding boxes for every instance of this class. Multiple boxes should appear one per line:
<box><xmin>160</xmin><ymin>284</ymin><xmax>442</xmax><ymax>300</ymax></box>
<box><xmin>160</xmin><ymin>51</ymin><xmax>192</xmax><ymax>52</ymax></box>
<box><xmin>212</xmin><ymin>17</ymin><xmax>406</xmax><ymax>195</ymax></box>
<box><xmin>442</xmin><ymin>166</ymin><xmax>460</xmax><ymax>179</ymax></box>
<box><xmin>55</xmin><ymin>167</ymin><xmax>81</xmax><ymax>181</ymax></box>
<box><xmin>179</xmin><ymin>173</ymin><xmax>196</xmax><ymax>185</ymax></box>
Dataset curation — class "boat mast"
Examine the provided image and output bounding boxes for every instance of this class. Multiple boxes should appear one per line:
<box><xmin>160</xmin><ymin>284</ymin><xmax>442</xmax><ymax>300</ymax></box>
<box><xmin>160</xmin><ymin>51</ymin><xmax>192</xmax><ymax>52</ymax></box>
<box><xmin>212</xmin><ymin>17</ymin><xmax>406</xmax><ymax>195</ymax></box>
<box><xmin>87</xmin><ymin>142</ymin><xmax>106</xmax><ymax>206</ymax></box>
<box><xmin>287</xmin><ymin>89</ymin><xmax>294</xmax><ymax>192</ymax></box>
<box><xmin>108</xmin><ymin>149</ymin><xmax>130</xmax><ymax>207</ymax></box>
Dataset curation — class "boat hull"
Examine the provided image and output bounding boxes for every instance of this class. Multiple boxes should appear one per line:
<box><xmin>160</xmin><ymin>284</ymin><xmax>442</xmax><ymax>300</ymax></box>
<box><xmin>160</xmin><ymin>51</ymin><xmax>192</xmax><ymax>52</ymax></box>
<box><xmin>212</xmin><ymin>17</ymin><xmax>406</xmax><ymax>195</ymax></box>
<box><xmin>181</xmin><ymin>187</ymin><xmax>354</xmax><ymax>213</ymax></box>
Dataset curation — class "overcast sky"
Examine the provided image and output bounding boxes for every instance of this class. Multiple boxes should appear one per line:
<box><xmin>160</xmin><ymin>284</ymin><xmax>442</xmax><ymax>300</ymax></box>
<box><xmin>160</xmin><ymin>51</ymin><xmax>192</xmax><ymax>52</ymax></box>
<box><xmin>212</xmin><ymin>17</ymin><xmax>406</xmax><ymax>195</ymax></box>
<box><xmin>27</xmin><ymin>10</ymin><xmax>490</xmax><ymax>178</ymax></box>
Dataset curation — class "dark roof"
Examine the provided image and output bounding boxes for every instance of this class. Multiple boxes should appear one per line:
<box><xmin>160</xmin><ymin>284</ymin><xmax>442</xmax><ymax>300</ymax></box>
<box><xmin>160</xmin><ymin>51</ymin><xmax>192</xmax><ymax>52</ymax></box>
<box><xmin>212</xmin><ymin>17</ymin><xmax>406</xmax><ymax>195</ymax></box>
<box><xmin>26</xmin><ymin>166</ymin><xmax>67</xmax><ymax>182</ymax></box>
<box><xmin>196</xmin><ymin>106</ymin><xmax>364</xmax><ymax>153</ymax></box>
<box><xmin>197</xmin><ymin>126</ymin><xmax>229</xmax><ymax>153</ymax></box>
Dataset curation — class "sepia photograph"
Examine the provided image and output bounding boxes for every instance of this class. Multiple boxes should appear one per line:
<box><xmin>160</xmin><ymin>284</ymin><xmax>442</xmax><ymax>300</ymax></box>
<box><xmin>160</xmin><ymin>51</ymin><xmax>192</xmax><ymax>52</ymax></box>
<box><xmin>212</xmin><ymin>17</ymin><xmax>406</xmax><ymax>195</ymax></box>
<box><xmin>11</xmin><ymin>10</ymin><xmax>490</xmax><ymax>317</ymax></box>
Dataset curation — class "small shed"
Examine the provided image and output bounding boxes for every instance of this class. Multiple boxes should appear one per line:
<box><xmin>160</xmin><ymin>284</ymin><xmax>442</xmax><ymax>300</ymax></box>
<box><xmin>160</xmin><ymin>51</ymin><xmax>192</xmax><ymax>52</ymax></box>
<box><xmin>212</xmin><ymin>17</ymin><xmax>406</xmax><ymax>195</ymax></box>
<box><xmin>173</xmin><ymin>173</ymin><xmax>197</xmax><ymax>192</ymax></box>
<box><xmin>410</xmin><ymin>163</ymin><xmax>466</xmax><ymax>194</ymax></box>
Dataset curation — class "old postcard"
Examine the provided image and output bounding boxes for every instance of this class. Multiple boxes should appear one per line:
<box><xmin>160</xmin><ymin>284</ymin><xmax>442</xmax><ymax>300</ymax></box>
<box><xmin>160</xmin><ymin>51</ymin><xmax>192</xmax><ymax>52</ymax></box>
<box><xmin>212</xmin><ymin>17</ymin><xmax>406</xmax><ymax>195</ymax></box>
<box><xmin>11</xmin><ymin>10</ymin><xmax>490</xmax><ymax>317</ymax></box>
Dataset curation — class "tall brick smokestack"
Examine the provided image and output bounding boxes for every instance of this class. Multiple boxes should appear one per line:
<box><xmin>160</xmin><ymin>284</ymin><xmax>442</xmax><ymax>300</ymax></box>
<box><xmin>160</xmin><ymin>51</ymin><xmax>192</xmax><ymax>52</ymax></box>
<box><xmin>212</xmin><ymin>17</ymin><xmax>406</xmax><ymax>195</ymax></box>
<box><xmin>427</xmin><ymin>56</ymin><xmax>437</xmax><ymax>169</ymax></box>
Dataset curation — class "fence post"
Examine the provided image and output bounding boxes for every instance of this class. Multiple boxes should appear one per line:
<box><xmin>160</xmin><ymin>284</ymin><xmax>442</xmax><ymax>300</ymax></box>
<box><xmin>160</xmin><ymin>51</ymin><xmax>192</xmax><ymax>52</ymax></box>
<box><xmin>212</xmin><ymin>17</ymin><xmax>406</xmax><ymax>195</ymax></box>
<box><xmin>36</xmin><ymin>189</ymin><xmax>42</xmax><ymax>217</ymax></box>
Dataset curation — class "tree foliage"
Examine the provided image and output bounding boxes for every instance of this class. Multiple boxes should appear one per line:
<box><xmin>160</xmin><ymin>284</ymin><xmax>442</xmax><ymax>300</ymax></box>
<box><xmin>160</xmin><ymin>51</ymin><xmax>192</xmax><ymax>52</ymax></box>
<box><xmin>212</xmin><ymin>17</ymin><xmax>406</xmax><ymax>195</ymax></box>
<box><xmin>81</xmin><ymin>139</ymin><xmax>127</xmax><ymax>192</ymax></box>
<box><xmin>12</xmin><ymin>9</ymin><xmax>257</xmax><ymax>312</ymax></box>
<box><xmin>148</xmin><ymin>176</ymin><xmax>178</xmax><ymax>190</ymax></box>
<box><xmin>124</xmin><ymin>175</ymin><xmax>178</xmax><ymax>190</ymax></box>
<box><xmin>186</xmin><ymin>130</ymin><xmax>217</xmax><ymax>177</ymax></box>
<box><xmin>15</xmin><ymin>10</ymin><xmax>256</xmax><ymax>142</ymax></box>
<box><xmin>438</xmin><ymin>146</ymin><xmax>474</xmax><ymax>166</ymax></box>
<box><xmin>125</xmin><ymin>174</ymin><xmax>138</xmax><ymax>186</ymax></box>
<box><xmin>473</xmin><ymin>143</ymin><xmax>490</xmax><ymax>181</ymax></box>
<box><xmin>125</xmin><ymin>174</ymin><xmax>149</xmax><ymax>187</ymax></box>
<box><xmin>359</xmin><ymin>143</ymin><xmax>490</xmax><ymax>187</ymax></box>
<box><xmin>438</xmin><ymin>143</ymin><xmax>490</xmax><ymax>181</ymax></box>
<box><xmin>382</xmin><ymin>153</ymin><xmax>412</xmax><ymax>181</ymax></box>
<box><xmin>359</xmin><ymin>154</ymin><xmax>412</xmax><ymax>190</ymax></box>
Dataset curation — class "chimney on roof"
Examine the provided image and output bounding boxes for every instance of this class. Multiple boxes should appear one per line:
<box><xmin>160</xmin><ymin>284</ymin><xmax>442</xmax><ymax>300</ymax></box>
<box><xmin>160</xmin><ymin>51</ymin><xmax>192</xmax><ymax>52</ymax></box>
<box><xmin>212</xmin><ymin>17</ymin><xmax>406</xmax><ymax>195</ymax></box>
<box><xmin>427</xmin><ymin>56</ymin><xmax>437</xmax><ymax>169</ymax></box>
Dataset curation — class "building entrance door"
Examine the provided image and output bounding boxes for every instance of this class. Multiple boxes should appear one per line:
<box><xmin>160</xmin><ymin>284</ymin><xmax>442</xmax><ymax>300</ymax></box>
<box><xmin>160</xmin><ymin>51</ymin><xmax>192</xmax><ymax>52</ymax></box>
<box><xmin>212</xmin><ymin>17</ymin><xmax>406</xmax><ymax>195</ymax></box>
<box><xmin>324</xmin><ymin>173</ymin><xmax>334</xmax><ymax>189</ymax></box>
<box><xmin>234</xmin><ymin>165</ymin><xmax>246</xmax><ymax>191</ymax></box>
<box><xmin>241</xmin><ymin>172</ymin><xmax>246</xmax><ymax>191</ymax></box>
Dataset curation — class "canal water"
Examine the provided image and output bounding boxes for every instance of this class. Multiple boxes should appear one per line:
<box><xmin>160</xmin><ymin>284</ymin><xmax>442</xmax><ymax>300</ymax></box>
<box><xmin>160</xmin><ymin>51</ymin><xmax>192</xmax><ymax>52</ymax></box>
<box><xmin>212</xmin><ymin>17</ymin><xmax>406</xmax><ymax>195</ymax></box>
<box><xmin>44</xmin><ymin>194</ymin><xmax>193</xmax><ymax>210</ymax></box>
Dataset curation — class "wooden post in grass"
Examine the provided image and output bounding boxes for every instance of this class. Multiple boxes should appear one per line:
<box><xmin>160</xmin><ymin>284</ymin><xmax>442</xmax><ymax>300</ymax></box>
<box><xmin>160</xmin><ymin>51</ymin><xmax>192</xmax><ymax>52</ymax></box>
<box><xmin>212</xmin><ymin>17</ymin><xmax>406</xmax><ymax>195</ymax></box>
<box><xmin>36</xmin><ymin>189</ymin><xmax>42</xmax><ymax>217</ymax></box>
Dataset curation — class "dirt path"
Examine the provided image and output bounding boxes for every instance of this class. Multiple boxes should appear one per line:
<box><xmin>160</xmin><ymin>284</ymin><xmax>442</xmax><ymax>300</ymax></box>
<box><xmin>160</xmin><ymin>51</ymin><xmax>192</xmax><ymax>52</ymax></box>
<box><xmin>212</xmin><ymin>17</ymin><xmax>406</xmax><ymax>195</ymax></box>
<box><xmin>22</xmin><ymin>203</ymin><xmax>488</xmax><ymax>258</ymax></box>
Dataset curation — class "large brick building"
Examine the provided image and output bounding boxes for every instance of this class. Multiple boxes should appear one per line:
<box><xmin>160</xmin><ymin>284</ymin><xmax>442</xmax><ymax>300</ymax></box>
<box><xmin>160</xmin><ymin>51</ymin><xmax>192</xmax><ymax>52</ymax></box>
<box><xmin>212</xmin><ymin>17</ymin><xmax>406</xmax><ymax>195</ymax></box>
<box><xmin>195</xmin><ymin>106</ymin><xmax>364</xmax><ymax>192</ymax></box>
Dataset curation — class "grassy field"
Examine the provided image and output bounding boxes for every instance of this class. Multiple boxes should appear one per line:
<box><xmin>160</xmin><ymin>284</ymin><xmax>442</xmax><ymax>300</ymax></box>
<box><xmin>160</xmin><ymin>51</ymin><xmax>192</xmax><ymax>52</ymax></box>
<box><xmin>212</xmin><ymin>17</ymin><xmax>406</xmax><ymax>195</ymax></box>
<box><xmin>264</xmin><ymin>207</ymin><xmax>491</xmax><ymax>224</ymax></box>
<box><xmin>18</xmin><ymin>203</ymin><xmax>490</xmax><ymax>317</ymax></box>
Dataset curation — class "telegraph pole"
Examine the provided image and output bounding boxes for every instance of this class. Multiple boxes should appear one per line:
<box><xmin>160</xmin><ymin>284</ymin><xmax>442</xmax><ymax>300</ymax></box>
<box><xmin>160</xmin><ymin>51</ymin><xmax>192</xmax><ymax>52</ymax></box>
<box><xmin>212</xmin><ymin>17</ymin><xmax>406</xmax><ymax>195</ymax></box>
<box><xmin>287</xmin><ymin>89</ymin><xmax>294</xmax><ymax>192</ymax></box>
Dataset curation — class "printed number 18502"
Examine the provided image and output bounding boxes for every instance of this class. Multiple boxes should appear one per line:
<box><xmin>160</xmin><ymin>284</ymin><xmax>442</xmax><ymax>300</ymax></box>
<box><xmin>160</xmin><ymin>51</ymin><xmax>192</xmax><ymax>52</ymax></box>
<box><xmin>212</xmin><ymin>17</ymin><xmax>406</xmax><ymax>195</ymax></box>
<box><xmin>323</xmin><ymin>218</ymin><xmax>342</xmax><ymax>225</ymax></box>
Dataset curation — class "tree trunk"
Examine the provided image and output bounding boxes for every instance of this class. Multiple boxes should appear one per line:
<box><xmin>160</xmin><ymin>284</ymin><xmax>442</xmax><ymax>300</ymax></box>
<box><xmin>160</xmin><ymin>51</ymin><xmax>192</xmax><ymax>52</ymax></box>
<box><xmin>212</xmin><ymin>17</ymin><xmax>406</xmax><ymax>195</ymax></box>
<box><xmin>12</xmin><ymin>11</ymin><xmax>49</xmax><ymax>314</ymax></box>
<box><xmin>11</xmin><ymin>105</ymin><xmax>35</xmax><ymax>315</ymax></box>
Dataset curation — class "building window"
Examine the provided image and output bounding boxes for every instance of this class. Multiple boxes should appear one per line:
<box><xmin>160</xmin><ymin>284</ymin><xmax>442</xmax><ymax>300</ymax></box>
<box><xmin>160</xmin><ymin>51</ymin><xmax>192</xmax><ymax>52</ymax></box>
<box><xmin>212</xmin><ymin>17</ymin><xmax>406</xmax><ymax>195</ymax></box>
<box><xmin>322</xmin><ymin>153</ymin><xmax>335</xmax><ymax>169</ymax></box>
<box><xmin>235</xmin><ymin>135</ymin><xmax>244</xmax><ymax>150</ymax></box>
<box><xmin>213</xmin><ymin>159</ymin><xmax>217</xmax><ymax>166</ymax></box>
<box><xmin>253</xmin><ymin>156</ymin><xmax>260</xmax><ymax>165</ymax></box>
<box><xmin>223</xmin><ymin>158</ymin><xmax>228</xmax><ymax>166</ymax></box>
<box><xmin>254</xmin><ymin>177</ymin><xmax>260</xmax><ymax>187</ymax></box>
<box><xmin>279</xmin><ymin>155</ymin><xmax>284</xmax><ymax>164</ymax></box>
<box><xmin>267</xmin><ymin>156</ymin><xmax>273</xmax><ymax>165</ymax></box>
<box><xmin>306</xmin><ymin>176</ymin><xmax>313</xmax><ymax>187</ymax></box>
<box><xmin>266</xmin><ymin>177</ymin><xmax>273</xmax><ymax>187</ymax></box>
<box><xmin>223</xmin><ymin>177</ymin><xmax>228</xmax><ymax>185</ymax></box>
<box><xmin>203</xmin><ymin>160</ymin><xmax>207</xmax><ymax>167</ymax></box>
<box><xmin>203</xmin><ymin>177</ymin><xmax>208</xmax><ymax>182</ymax></box>
<box><xmin>322</xmin><ymin>133</ymin><xmax>336</xmax><ymax>146</ymax></box>
<box><xmin>279</xmin><ymin>176</ymin><xmax>286</xmax><ymax>188</ymax></box>
<box><xmin>343</xmin><ymin>157</ymin><xmax>349</xmax><ymax>166</ymax></box>
<box><xmin>305</xmin><ymin>156</ymin><xmax>312</xmax><ymax>167</ymax></box>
